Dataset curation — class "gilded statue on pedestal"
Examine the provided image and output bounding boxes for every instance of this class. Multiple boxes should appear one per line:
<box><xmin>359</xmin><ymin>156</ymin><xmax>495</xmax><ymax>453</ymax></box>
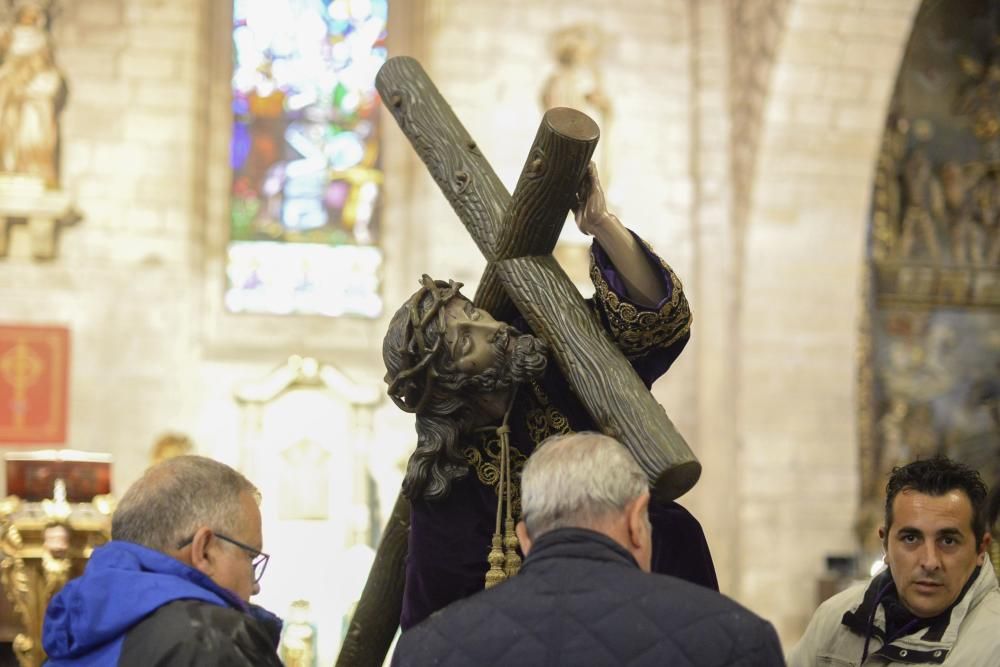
<box><xmin>0</xmin><ymin>0</ymin><xmax>66</xmax><ymax>187</ymax></box>
<box><xmin>541</xmin><ymin>24</ymin><xmax>613</xmax><ymax>185</ymax></box>
<box><xmin>280</xmin><ymin>600</ymin><xmax>317</xmax><ymax>667</ymax></box>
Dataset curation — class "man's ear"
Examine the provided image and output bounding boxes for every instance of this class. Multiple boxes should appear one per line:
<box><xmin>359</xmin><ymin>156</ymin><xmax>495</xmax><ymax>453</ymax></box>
<box><xmin>977</xmin><ymin>532</ymin><xmax>993</xmax><ymax>565</ymax></box>
<box><xmin>188</xmin><ymin>527</ymin><xmax>217</xmax><ymax>577</ymax></box>
<box><xmin>627</xmin><ymin>492</ymin><xmax>651</xmax><ymax>550</ymax></box>
<box><xmin>516</xmin><ymin>521</ymin><xmax>533</xmax><ymax>556</ymax></box>
<box><xmin>878</xmin><ymin>525</ymin><xmax>887</xmax><ymax>545</ymax></box>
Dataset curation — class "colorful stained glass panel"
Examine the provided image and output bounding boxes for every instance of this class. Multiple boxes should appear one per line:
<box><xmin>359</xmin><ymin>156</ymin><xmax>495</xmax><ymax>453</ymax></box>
<box><xmin>227</xmin><ymin>0</ymin><xmax>387</xmax><ymax>317</ymax></box>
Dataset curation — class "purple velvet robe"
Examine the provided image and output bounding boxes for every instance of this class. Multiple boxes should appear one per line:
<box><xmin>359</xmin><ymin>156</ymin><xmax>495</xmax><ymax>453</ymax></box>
<box><xmin>401</xmin><ymin>235</ymin><xmax>718</xmax><ymax>630</ymax></box>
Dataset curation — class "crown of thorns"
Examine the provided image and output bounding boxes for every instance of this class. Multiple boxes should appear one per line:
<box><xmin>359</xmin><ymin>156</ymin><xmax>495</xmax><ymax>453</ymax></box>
<box><xmin>385</xmin><ymin>275</ymin><xmax>465</xmax><ymax>414</ymax></box>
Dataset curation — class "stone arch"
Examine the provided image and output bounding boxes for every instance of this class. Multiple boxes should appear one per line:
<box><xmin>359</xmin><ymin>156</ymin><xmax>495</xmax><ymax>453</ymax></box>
<box><xmin>735</xmin><ymin>0</ymin><xmax>922</xmax><ymax>643</ymax></box>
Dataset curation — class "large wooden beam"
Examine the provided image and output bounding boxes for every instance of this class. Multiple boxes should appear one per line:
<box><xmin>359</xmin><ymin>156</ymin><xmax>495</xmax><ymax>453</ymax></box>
<box><xmin>495</xmin><ymin>254</ymin><xmax>701</xmax><ymax>500</ymax></box>
<box><xmin>474</xmin><ymin>108</ymin><xmax>599</xmax><ymax>321</ymax></box>
<box><xmin>334</xmin><ymin>494</ymin><xmax>409</xmax><ymax>667</ymax></box>
<box><xmin>375</xmin><ymin>58</ymin><xmax>599</xmax><ymax>323</ymax></box>
<box><xmin>376</xmin><ymin>56</ymin><xmax>507</xmax><ymax>259</ymax></box>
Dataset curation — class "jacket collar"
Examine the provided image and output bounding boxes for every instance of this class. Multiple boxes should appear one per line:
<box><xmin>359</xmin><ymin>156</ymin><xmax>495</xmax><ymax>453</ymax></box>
<box><xmin>841</xmin><ymin>560</ymin><xmax>998</xmax><ymax>664</ymax></box>
<box><xmin>519</xmin><ymin>527</ymin><xmax>639</xmax><ymax>572</ymax></box>
<box><xmin>43</xmin><ymin>540</ymin><xmax>248</xmax><ymax>660</ymax></box>
<box><xmin>111</xmin><ymin>541</ymin><xmax>249</xmax><ymax>610</ymax></box>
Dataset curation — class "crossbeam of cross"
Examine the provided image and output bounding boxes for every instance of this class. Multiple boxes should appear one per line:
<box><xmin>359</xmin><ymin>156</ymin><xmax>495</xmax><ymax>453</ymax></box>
<box><xmin>336</xmin><ymin>56</ymin><xmax>700</xmax><ymax>667</ymax></box>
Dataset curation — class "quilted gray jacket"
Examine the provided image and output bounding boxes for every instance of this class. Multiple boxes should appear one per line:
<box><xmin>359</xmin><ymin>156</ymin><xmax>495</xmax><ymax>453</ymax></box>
<box><xmin>391</xmin><ymin>528</ymin><xmax>785</xmax><ymax>667</ymax></box>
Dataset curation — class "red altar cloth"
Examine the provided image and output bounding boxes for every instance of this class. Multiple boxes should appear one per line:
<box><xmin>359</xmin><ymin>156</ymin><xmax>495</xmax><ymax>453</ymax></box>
<box><xmin>0</xmin><ymin>325</ymin><xmax>70</xmax><ymax>444</ymax></box>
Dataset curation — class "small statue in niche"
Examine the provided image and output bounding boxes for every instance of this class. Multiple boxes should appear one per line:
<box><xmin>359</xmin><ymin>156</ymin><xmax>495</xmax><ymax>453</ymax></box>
<box><xmin>903</xmin><ymin>401</ymin><xmax>940</xmax><ymax>460</ymax></box>
<box><xmin>541</xmin><ymin>23</ymin><xmax>612</xmax><ymax>183</ymax></box>
<box><xmin>149</xmin><ymin>432</ymin><xmax>193</xmax><ymax>467</ymax></box>
<box><xmin>939</xmin><ymin>160</ymin><xmax>983</xmax><ymax>265</ymax></box>
<box><xmin>0</xmin><ymin>0</ymin><xmax>66</xmax><ymax>187</ymax></box>
<box><xmin>973</xmin><ymin>172</ymin><xmax>1000</xmax><ymax>265</ymax></box>
<box><xmin>40</xmin><ymin>522</ymin><xmax>70</xmax><ymax>599</ymax></box>
<box><xmin>279</xmin><ymin>438</ymin><xmax>330</xmax><ymax>521</ymax></box>
<box><xmin>280</xmin><ymin>600</ymin><xmax>317</xmax><ymax>667</ymax></box>
<box><xmin>876</xmin><ymin>397</ymin><xmax>910</xmax><ymax>477</ymax></box>
<box><xmin>955</xmin><ymin>48</ymin><xmax>1000</xmax><ymax>142</ymax></box>
<box><xmin>897</xmin><ymin>148</ymin><xmax>945</xmax><ymax>263</ymax></box>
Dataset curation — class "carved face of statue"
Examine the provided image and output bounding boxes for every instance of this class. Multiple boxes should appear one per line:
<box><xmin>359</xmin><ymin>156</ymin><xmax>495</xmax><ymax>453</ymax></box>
<box><xmin>880</xmin><ymin>489</ymin><xmax>990</xmax><ymax>618</ymax></box>
<box><xmin>441</xmin><ymin>298</ymin><xmax>507</xmax><ymax>376</ymax></box>
<box><xmin>43</xmin><ymin>524</ymin><xmax>69</xmax><ymax>555</ymax></box>
<box><xmin>383</xmin><ymin>282</ymin><xmax>551</xmax><ymax>500</ymax></box>
<box><xmin>16</xmin><ymin>5</ymin><xmax>43</xmax><ymax>27</ymax></box>
<box><xmin>435</xmin><ymin>296</ymin><xmax>550</xmax><ymax>404</ymax></box>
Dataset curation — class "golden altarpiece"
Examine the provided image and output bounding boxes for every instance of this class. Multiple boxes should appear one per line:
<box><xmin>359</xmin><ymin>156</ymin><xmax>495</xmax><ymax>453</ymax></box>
<box><xmin>858</xmin><ymin>0</ymin><xmax>1000</xmax><ymax>576</ymax></box>
<box><xmin>0</xmin><ymin>451</ymin><xmax>113</xmax><ymax>667</ymax></box>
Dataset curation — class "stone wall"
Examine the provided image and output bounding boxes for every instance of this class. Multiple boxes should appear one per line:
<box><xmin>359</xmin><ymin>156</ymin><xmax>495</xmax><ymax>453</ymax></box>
<box><xmin>0</xmin><ymin>0</ymin><xmax>397</xmax><ymax>498</ymax></box>
<box><xmin>0</xmin><ymin>0</ymin><xmax>211</xmax><ymax>489</ymax></box>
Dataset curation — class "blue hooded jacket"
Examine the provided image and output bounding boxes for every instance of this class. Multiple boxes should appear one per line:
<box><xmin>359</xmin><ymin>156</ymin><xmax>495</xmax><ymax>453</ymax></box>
<box><xmin>43</xmin><ymin>540</ymin><xmax>249</xmax><ymax>666</ymax></box>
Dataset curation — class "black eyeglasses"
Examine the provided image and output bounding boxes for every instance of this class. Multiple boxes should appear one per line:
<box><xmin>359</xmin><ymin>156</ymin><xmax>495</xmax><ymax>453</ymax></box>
<box><xmin>177</xmin><ymin>533</ymin><xmax>270</xmax><ymax>583</ymax></box>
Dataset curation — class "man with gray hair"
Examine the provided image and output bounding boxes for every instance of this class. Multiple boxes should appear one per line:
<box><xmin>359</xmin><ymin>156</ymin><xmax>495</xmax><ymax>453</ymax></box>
<box><xmin>391</xmin><ymin>432</ymin><xmax>785</xmax><ymax>666</ymax></box>
<box><xmin>42</xmin><ymin>455</ymin><xmax>283</xmax><ymax>666</ymax></box>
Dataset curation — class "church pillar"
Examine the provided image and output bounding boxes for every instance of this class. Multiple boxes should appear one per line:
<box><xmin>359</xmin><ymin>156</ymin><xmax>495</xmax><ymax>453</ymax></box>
<box><xmin>686</xmin><ymin>0</ymin><xmax>741</xmax><ymax>597</ymax></box>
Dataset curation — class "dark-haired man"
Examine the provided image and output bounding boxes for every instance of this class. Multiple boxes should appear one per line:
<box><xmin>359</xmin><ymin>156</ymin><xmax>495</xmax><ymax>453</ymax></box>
<box><xmin>788</xmin><ymin>456</ymin><xmax>999</xmax><ymax>666</ymax></box>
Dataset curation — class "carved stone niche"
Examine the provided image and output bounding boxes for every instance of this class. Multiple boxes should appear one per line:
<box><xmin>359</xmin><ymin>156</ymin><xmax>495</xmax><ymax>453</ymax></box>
<box><xmin>0</xmin><ymin>176</ymin><xmax>78</xmax><ymax>261</ymax></box>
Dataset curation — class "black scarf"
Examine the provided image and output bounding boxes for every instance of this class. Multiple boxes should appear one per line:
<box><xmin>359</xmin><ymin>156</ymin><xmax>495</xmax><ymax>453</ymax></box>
<box><xmin>841</xmin><ymin>566</ymin><xmax>982</xmax><ymax>663</ymax></box>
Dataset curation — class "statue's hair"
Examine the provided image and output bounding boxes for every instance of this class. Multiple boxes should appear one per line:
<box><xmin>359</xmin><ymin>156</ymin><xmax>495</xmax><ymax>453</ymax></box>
<box><xmin>383</xmin><ymin>284</ymin><xmax>473</xmax><ymax>500</ymax></box>
<box><xmin>383</xmin><ymin>278</ymin><xmax>548</xmax><ymax>501</ymax></box>
<box><xmin>383</xmin><ymin>276</ymin><xmax>464</xmax><ymax>416</ymax></box>
<box><xmin>520</xmin><ymin>432</ymin><xmax>647</xmax><ymax>539</ymax></box>
<box><xmin>112</xmin><ymin>455</ymin><xmax>259</xmax><ymax>552</ymax></box>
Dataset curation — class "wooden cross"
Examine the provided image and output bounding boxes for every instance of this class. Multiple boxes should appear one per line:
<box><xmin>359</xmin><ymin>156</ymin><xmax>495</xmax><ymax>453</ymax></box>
<box><xmin>377</xmin><ymin>56</ymin><xmax>699</xmax><ymax>494</ymax></box>
<box><xmin>336</xmin><ymin>56</ymin><xmax>700</xmax><ymax>667</ymax></box>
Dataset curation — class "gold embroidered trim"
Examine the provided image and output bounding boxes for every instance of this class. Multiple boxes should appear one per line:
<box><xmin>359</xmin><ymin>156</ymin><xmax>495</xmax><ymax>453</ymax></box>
<box><xmin>590</xmin><ymin>242</ymin><xmax>692</xmax><ymax>358</ymax></box>
<box><xmin>463</xmin><ymin>382</ymin><xmax>574</xmax><ymax>515</ymax></box>
<box><xmin>525</xmin><ymin>381</ymin><xmax>572</xmax><ymax>445</ymax></box>
<box><xmin>464</xmin><ymin>435</ymin><xmax>528</xmax><ymax>516</ymax></box>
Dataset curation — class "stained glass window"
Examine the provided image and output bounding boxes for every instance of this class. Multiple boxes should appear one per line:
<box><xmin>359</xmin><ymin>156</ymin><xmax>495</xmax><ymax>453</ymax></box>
<box><xmin>227</xmin><ymin>0</ymin><xmax>387</xmax><ymax>317</ymax></box>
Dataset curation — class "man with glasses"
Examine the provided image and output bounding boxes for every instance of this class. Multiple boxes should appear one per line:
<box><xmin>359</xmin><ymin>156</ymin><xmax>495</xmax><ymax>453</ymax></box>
<box><xmin>43</xmin><ymin>455</ymin><xmax>283</xmax><ymax>666</ymax></box>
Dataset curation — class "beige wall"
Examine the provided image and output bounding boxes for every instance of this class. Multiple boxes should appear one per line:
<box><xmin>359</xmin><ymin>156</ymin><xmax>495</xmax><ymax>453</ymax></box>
<box><xmin>0</xmin><ymin>0</ymin><xmax>927</xmax><ymax>648</ymax></box>
<box><xmin>738</xmin><ymin>0</ymin><xmax>920</xmax><ymax>639</ymax></box>
<box><xmin>1</xmin><ymin>0</ymin><xmax>211</xmax><ymax>487</ymax></box>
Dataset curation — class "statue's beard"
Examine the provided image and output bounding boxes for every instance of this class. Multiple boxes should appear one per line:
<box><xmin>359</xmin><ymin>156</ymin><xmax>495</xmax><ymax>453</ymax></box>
<box><xmin>456</xmin><ymin>326</ymin><xmax>549</xmax><ymax>394</ymax></box>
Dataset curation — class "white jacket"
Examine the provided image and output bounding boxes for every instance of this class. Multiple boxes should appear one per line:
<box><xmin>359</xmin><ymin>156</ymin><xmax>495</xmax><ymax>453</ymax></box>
<box><xmin>787</xmin><ymin>560</ymin><xmax>1000</xmax><ymax>666</ymax></box>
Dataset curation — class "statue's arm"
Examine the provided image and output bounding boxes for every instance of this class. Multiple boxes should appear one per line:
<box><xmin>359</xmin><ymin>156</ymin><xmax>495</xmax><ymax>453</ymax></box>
<box><xmin>589</xmin><ymin>217</ymin><xmax>667</xmax><ymax>307</ymax></box>
<box><xmin>589</xmin><ymin>236</ymin><xmax>691</xmax><ymax>364</ymax></box>
<box><xmin>574</xmin><ymin>165</ymin><xmax>691</xmax><ymax>365</ymax></box>
<box><xmin>575</xmin><ymin>162</ymin><xmax>666</xmax><ymax>308</ymax></box>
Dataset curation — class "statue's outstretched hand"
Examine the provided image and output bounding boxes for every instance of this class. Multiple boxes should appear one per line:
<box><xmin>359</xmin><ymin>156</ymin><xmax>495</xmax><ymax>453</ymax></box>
<box><xmin>573</xmin><ymin>162</ymin><xmax>619</xmax><ymax>236</ymax></box>
<box><xmin>571</xmin><ymin>162</ymin><xmax>667</xmax><ymax>307</ymax></box>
